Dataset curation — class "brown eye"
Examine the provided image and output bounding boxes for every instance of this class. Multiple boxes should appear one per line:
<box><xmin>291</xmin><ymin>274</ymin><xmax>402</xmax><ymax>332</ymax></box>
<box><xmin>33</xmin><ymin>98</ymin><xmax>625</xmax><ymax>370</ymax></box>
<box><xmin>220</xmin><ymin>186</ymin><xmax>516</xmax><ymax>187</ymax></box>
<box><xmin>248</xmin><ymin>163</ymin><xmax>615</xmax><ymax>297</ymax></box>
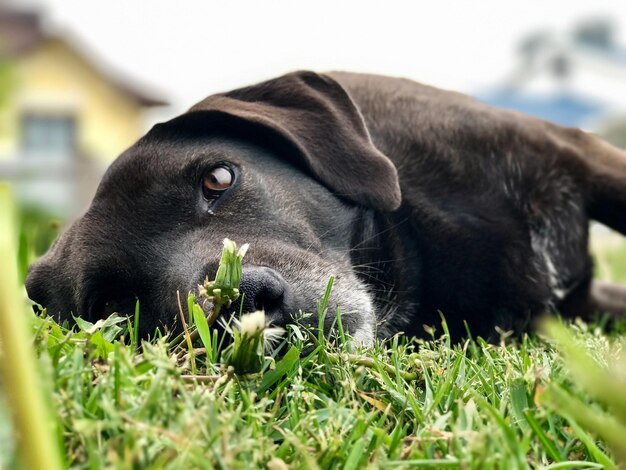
<box><xmin>202</xmin><ymin>165</ymin><xmax>234</xmax><ymax>198</ymax></box>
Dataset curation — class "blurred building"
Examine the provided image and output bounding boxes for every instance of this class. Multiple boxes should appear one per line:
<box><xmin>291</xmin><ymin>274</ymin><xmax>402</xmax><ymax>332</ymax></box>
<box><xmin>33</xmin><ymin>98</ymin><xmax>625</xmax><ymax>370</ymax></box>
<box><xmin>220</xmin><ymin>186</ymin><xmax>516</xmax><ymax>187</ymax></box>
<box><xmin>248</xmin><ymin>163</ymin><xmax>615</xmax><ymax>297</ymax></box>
<box><xmin>478</xmin><ymin>19</ymin><xmax>626</xmax><ymax>148</ymax></box>
<box><xmin>0</xmin><ymin>5</ymin><xmax>167</xmax><ymax>216</ymax></box>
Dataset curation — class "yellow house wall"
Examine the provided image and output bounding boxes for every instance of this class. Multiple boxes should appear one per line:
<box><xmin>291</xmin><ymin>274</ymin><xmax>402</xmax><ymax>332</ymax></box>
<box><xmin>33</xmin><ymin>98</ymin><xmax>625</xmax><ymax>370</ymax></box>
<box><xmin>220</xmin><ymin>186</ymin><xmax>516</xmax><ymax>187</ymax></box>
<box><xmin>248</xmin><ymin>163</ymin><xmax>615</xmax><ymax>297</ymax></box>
<box><xmin>0</xmin><ymin>38</ymin><xmax>144</xmax><ymax>164</ymax></box>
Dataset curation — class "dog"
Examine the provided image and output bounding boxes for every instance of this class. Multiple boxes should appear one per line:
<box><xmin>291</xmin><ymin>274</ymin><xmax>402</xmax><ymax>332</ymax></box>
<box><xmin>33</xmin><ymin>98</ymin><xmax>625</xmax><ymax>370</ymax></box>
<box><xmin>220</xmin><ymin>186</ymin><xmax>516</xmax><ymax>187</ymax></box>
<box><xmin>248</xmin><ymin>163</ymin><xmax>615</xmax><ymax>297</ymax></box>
<box><xmin>25</xmin><ymin>71</ymin><xmax>626</xmax><ymax>343</ymax></box>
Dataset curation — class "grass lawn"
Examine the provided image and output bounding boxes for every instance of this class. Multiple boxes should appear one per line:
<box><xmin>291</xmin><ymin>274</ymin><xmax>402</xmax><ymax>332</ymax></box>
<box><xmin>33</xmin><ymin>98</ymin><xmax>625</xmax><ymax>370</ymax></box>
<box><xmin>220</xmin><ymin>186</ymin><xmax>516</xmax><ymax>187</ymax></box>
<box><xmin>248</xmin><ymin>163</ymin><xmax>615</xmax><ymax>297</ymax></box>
<box><xmin>1</xmin><ymin>213</ymin><xmax>626</xmax><ymax>469</ymax></box>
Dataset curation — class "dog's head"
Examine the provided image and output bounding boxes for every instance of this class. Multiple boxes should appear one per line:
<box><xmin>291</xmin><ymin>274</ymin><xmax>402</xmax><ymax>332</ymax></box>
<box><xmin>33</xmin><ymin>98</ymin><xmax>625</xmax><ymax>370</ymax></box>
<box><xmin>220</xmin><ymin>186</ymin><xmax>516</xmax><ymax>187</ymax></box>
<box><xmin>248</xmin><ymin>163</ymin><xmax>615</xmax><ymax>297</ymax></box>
<box><xmin>25</xmin><ymin>71</ymin><xmax>401</xmax><ymax>344</ymax></box>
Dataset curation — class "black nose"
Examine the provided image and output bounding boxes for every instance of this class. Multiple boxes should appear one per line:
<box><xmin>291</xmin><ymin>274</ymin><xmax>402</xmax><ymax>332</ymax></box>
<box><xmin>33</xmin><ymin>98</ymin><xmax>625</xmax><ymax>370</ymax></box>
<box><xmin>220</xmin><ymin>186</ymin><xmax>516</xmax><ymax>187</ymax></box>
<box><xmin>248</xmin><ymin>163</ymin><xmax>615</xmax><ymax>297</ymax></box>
<box><xmin>236</xmin><ymin>267</ymin><xmax>290</xmax><ymax>321</ymax></box>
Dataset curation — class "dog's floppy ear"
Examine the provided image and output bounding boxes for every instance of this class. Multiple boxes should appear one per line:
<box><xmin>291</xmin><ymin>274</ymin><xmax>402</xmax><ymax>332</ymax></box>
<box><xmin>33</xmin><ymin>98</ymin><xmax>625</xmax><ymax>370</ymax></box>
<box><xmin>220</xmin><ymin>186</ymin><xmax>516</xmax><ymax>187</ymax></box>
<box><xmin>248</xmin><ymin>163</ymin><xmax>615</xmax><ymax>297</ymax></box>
<box><xmin>188</xmin><ymin>71</ymin><xmax>401</xmax><ymax>211</ymax></box>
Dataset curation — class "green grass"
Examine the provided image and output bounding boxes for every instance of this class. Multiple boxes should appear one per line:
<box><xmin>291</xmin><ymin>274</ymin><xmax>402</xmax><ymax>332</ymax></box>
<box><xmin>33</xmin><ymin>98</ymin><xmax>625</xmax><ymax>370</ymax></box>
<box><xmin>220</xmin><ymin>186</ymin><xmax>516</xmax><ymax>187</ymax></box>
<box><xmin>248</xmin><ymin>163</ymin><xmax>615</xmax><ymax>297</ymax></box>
<box><xmin>2</xmin><ymin>212</ymin><xmax>626</xmax><ymax>469</ymax></box>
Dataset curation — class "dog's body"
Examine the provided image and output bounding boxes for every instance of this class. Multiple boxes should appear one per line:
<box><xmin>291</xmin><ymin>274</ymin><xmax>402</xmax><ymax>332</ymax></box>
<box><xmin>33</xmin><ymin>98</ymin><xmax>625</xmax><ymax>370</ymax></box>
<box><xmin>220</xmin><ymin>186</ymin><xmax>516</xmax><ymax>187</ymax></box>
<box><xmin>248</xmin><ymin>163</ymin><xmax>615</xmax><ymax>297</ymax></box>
<box><xmin>26</xmin><ymin>71</ymin><xmax>626</xmax><ymax>342</ymax></box>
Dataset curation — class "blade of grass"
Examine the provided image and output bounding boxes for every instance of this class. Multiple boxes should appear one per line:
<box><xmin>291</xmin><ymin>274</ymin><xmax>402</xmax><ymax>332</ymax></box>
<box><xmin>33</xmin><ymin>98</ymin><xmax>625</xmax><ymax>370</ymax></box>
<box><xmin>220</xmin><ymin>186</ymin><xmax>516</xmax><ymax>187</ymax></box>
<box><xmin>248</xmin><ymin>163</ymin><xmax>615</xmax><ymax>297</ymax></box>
<box><xmin>472</xmin><ymin>395</ymin><xmax>527</xmax><ymax>469</ymax></box>
<box><xmin>509</xmin><ymin>378</ymin><xmax>530</xmax><ymax>433</ymax></box>
<box><xmin>543</xmin><ymin>319</ymin><xmax>626</xmax><ymax>422</ymax></box>
<box><xmin>133</xmin><ymin>299</ymin><xmax>140</xmax><ymax>348</ymax></box>
<box><xmin>176</xmin><ymin>290</ymin><xmax>196</xmax><ymax>375</ymax></box>
<box><xmin>543</xmin><ymin>463</ymin><xmax>603</xmax><ymax>470</ymax></box>
<box><xmin>382</xmin><ymin>458</ymin><xmax>461</xmax><ymax>468</ymax></box>
<box><xmin>0</xmin><ymin>184</ymin><xmax>64</xmax><ymax>470</ymax></box>
<box><xmin>190</xmin><ymin>295</ymin><xmax>212</xmax><ymax>360</ymax></box>
<box><xmin>343</xmin><ymin>435</ymin><xmax>367</xmax><ymax>470</ymax></box>
<box><xmin>257</xmin><ymin>345</ymin><xmax>299</xmax><ymax>394</ymax></box>
<box><xmin>539</xmin><ymin>384</ymin><xmax>622</xmax><ymax>466</ymax></box>
<box><xmin>317</xmin><ymin>276</ymin><xmax>334</xmax><ymax>344</ymax></box>
<box><xmin>567</xmin><ymin>419</ymin><xmax>616</xmax><ymax>469</ymax></box>
<box><xmin>523</xmin><ymin>409</ymin><xmax>562</xmax><ymax>462</ymax></box>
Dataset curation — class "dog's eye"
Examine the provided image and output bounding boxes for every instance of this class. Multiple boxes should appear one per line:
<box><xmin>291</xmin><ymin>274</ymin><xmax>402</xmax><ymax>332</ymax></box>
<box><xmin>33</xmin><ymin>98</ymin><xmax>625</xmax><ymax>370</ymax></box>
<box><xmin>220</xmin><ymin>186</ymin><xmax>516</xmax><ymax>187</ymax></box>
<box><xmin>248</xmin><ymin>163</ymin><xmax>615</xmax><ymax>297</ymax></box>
<box><xmin>202</xmin><ymin>165</ymin><xmax>234</xmax><ymax>199</ymax></box>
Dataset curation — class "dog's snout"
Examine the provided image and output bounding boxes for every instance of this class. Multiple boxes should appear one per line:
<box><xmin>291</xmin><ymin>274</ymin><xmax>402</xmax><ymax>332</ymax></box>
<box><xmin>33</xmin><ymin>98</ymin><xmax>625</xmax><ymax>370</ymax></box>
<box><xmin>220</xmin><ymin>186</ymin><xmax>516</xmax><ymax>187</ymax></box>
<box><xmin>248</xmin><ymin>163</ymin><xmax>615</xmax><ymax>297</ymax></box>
<box><xmin>238</xmin><ymin>267</ymin><xmax>290</xmax><ymax>320</ymax></box>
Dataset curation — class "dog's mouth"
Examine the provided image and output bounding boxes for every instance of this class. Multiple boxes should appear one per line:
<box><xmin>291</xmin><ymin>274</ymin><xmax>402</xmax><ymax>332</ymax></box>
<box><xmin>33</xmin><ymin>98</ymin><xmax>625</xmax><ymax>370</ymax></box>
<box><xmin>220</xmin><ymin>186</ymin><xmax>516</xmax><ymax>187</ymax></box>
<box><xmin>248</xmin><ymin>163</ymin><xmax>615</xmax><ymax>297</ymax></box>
<box><xmin>88</xmin><ymin>290</ymin><xmax>139</xmax><ymax>323</ymax></box>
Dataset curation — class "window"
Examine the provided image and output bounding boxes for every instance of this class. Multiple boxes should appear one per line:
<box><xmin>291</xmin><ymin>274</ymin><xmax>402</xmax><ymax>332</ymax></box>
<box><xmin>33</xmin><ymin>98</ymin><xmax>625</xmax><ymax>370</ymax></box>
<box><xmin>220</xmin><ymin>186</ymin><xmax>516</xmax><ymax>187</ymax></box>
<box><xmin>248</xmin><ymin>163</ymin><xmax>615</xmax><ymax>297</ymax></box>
<box><xmin>21</xmin><ymin>113</ymin><xmax>77</xmax><ymax>158</ymax></box>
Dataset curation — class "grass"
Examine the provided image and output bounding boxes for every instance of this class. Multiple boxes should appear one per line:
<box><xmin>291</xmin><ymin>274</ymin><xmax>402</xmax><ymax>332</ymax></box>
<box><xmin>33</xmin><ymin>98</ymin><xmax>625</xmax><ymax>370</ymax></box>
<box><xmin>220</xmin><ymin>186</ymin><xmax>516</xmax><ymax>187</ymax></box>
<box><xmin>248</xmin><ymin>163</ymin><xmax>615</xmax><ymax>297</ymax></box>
<box><xmin>2</xmin><ymin>211</ymin><xmax>626</xmax><ymax>468</ymax></box>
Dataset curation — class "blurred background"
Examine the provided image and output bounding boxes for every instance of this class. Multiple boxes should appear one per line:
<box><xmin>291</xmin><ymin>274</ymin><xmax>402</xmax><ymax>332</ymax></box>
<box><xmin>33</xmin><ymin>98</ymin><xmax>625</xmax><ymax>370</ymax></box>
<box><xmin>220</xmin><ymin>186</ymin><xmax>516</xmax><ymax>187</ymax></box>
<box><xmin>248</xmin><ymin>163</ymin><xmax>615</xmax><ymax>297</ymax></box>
<box><xmin>1</xmin><ymin>0</ymin><xmax>625</xmax><ymax>278</ymax></box>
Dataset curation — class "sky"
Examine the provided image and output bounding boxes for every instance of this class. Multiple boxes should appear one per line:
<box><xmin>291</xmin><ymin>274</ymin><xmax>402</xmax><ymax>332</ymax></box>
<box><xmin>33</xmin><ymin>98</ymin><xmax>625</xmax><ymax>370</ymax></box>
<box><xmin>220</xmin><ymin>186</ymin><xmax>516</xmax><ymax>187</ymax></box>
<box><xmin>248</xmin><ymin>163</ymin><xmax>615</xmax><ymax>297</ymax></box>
<box><xmin>16</xmin><ymin>0</ymin><xmax>626</xmax><ymax>121</ymax></box>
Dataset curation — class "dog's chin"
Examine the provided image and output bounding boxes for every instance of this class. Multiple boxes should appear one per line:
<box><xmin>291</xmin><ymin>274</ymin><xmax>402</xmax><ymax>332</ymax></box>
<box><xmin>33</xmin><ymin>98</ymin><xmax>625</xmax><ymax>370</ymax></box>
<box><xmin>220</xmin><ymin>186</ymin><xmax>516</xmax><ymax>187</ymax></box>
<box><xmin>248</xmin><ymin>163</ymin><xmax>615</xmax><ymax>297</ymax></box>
<box><xmin>270</xmin><ymin>262</ymin><xmax>377</xmax><ymax>347</ymax></box>
<box><xmin>350</xmin><ymin>320</ymin><xmax>375</xmax><ymax>347</ymax></box>
<box><xmin>324</xmin><ymin>279</ymin><xmax>377</xmax><ymax>347</ymax></box>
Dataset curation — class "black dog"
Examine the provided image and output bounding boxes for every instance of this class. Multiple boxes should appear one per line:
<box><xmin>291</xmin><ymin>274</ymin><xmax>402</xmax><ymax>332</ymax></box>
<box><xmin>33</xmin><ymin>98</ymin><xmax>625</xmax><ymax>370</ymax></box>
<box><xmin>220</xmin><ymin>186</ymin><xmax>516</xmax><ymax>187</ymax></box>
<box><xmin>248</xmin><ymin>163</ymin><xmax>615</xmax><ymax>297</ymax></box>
<box><xmin>25</xmin><ymin>71</ymin><xmax>626</xmax><ymax>342</ymax></box>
